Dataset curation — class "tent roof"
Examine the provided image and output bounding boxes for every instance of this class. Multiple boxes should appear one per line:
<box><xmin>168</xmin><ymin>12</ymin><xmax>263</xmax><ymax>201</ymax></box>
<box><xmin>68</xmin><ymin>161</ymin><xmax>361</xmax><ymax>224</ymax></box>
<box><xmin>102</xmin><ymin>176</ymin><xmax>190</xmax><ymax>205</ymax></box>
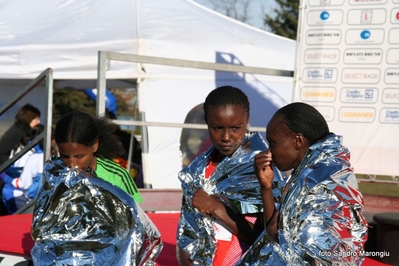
<box><xmin>0</xmin><ymin>0</ymin><xmax>295</xmax><ymax>82</ymax></box>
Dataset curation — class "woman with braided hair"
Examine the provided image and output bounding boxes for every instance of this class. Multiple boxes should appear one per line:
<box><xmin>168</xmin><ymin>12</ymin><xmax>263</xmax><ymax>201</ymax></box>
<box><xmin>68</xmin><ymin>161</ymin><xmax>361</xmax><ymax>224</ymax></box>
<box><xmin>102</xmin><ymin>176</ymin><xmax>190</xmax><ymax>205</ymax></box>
<box><xmin>30</xmin><ymin>112</ymin><xmax>162</xmax><ymax>265</ymax></box>
<box><xmin>54</xmin><ymin>111</ymin><xmax>142</xmax><ymax>202</ymax></box>
<box><xmin>176</xmin><ymin>86</ymin><xmax>282</xmax><ymax>265</ymax></box>
<box><xmin>238</xmin><ymin>102</ymin><xmax>368</xmax><ymax>265</ymax></box>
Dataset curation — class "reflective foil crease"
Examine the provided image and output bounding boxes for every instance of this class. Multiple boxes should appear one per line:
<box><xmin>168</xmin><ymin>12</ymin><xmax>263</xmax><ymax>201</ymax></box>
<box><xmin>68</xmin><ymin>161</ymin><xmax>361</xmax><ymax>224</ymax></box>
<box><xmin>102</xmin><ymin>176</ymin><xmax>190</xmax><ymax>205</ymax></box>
<box><xmin>177</xmin><ymin>132</ymin><xmax>284</xmax><ymax>265</ymax></box>
<box><xmin>237</xmin><ymin>134</ymin><xmax>368</xmax><ymax>266</ymax></box>
<box><xmin>31</xmin><ymin>158</ymin><xmax>162</xmax><ymax>265</ymax></box>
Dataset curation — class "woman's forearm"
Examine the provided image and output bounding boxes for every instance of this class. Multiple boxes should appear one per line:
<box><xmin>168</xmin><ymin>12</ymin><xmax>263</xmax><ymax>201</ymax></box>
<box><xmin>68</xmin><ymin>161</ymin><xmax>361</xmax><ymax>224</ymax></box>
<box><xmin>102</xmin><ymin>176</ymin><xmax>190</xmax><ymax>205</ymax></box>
<box><xmin>260</xmin><ymin>187</ymin><xmax>276</xmax><ymax>228</ymax></box>
<box><xmin>211</xmin><ymin>203</ymin><xmax>262</xmax><ymax>245</ymax></box>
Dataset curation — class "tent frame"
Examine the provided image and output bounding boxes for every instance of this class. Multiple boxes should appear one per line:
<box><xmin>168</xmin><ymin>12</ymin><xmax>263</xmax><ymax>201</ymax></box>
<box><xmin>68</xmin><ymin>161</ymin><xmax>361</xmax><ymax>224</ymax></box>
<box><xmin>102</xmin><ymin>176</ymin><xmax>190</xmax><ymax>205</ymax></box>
<box><xmin>96</xmin><ymin>51</ymin><xmax>293</xmax><ymax>183</ymax></box>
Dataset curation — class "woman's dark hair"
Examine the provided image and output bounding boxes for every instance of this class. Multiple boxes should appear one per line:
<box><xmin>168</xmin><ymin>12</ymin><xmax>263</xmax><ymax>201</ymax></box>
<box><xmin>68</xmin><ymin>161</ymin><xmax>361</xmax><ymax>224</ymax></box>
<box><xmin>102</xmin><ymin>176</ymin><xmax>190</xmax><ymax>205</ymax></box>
<box><xmin>13</xmin><ymin>124</ymin><xmax>45</xmax><ymax>153</ymax></box>
<box><xmin>15</xmin><ymin>104</ymin><xmax>41</xmax><ymax>128</ymax></box>
<box><xmin>30</xmin><ymin>124</ymin><xmax>45</xmax><ymax>150</ymax></box>
<box><xmin>203</xmin><ymin>85</ymin><xmax>250</xmax><ymax>122</ymax></box>
<box><xmin>55</xmin><ymin>112</ymin><xmax>124</xmax><ymax>160</ymax></box>
<box><xmin>274</xmin><ymin>102</ymin><xmax>330</xmax><ymax>145</ymax></box>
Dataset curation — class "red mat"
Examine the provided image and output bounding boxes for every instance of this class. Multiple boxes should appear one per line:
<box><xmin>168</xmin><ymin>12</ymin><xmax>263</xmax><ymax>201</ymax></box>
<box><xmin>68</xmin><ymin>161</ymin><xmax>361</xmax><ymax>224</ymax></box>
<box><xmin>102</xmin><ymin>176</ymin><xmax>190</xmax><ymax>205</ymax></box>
<box><xmin>0</xmin><ymin>213</ymin><xmax>391</xmax><ymax>266</ymax></box>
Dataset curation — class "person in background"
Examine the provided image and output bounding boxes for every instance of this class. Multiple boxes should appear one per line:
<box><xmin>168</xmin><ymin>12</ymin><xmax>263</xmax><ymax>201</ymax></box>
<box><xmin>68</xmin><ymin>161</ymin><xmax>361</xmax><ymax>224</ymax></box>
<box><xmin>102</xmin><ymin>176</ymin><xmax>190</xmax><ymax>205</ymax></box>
<box><xmin>54</xmin><ymin>111</ymin><xmax>142</xmax><ymax>203</ymax></box>
<box><xmin>0</xmin><ymin>104</ymin><xmax>40</xmax><ymax>215</ymax></box>
<box><xmin>105</xmin><ymin>110</ymin><xmax>144</xmax><ymax>188</ymax></box>
<box><xmin>1</xmin><ymin>124</ymin><xmax>46</xmax><ymax>214</ymax></box>
<box><xmin>176</xmin><ymin>86</ymin><xmax>282</xmax><ymax>265</ymax></box>
<box><xmin>0</xmin><ymin>104</ymin><xmax>41</xmax><ymax>165</ymax></box>
<box><xmin>237</xmin><ymin>102</ymin><xmax>368</xmax><ymax>265</ymax></box>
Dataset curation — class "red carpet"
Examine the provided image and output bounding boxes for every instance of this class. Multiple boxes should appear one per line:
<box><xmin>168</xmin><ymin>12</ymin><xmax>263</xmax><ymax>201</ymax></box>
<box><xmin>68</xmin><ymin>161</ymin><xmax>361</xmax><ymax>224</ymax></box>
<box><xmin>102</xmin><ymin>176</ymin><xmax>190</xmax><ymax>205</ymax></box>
<box><xmin>147</xmin><ymin>212</ymin><xmax>180</xmax><ymax>266</ymax></box>
<box><xmin>0</xmin><ymin>213</ymin><xmax>392</xmax><ymax>265</ymax></box>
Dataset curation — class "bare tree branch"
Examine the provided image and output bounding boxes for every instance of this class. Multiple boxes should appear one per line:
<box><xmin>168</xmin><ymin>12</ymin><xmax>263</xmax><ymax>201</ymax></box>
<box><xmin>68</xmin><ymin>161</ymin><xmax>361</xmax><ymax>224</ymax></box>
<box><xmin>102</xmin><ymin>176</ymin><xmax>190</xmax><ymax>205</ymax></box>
<box><xmin>206</xmin><ymin>0</ymin><xmax>252</xmax><ymax>23</ymax></box>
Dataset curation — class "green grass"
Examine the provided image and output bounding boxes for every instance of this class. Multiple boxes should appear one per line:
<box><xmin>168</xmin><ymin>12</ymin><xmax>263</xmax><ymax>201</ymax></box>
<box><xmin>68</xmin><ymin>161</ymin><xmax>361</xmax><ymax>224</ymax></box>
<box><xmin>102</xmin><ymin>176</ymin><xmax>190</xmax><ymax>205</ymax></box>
<box><xmin>356</xmin><ymin>174</ymin><xmax>399</xmax><ymax>197</ymax></box>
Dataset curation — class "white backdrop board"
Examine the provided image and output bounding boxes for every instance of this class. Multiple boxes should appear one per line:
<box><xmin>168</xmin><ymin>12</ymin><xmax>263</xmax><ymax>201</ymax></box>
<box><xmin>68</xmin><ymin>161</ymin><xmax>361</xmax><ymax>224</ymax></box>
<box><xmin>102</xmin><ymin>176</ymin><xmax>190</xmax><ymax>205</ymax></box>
<box><xmin>294</xmin><ymin>0</ymin><xmax>399</xmax><ymax>176</ymax></box>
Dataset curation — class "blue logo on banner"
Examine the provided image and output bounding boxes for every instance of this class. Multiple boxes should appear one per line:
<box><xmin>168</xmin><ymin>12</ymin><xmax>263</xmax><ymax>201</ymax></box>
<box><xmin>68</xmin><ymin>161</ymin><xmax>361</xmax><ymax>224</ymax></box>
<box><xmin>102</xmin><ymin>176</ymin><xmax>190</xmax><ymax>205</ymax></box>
<box><xmin>360</xmin><ymin>30</ymin><xmax>371</xmax><ymax>40</ymax></box>
<box><xmin>324</xmin><ymin>69</ymin><xmax>333</xmax><ymax>78</ymax></box>
<box><xmin>365</xmin><ymin>89</ymin><xmax>374</xmax><ymax>99</ymax></box>
<box><xmin>320</xmin><ymin>11</ymin><xmax>330</xmax><ymax>20</ymax></box>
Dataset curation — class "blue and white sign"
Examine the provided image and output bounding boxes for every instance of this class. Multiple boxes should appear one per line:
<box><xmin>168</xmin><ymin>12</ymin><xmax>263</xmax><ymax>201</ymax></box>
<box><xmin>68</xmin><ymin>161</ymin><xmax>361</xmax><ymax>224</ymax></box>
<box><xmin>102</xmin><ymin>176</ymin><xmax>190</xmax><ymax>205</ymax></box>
<box><xmin>294</xmin><ymin>0</ymin><xmax>399</xmax><ymax>175</ymax></box>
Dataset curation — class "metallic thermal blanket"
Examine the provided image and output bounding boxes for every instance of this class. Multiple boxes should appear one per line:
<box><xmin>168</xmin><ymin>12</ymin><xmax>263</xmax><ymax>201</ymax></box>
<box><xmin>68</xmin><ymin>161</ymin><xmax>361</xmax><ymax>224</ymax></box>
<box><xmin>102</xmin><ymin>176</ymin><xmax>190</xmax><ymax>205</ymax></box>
<box><xmin>177</xmin><ymin>132</ymin><xmax>284</xmax><ymax>265</ymax></box>
<box><xmin>237</xmin><ymin>134</ymin><xmax>368</xmax><ymax>266</ymax></box>
<box><xmin>31</xmin><ymin>158</ymin><xmax>162</xmax><ymax>265</ymax></box>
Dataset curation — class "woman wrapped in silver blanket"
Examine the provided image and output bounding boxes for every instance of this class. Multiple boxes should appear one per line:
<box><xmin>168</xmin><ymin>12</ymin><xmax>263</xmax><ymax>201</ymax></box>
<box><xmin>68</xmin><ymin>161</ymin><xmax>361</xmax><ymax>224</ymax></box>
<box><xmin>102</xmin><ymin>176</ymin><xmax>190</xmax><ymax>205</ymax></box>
<box><xmin>176</xmin><ymin>86</ymin><xmax>283</xmax><ymax>265</ymax></box>
<box><xmin>237</xmin><ymin>102</ymin><xmax>368</xmax><ymax>266</ymax></box>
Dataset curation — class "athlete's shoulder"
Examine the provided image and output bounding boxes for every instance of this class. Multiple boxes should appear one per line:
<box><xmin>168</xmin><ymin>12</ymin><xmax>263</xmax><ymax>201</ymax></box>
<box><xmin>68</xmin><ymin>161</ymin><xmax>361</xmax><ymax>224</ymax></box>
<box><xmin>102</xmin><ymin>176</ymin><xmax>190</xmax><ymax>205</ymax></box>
<box><xmin>97</xmin><ymin>157</ymin><xmax>129</xmax><ymax>175</ymax></box>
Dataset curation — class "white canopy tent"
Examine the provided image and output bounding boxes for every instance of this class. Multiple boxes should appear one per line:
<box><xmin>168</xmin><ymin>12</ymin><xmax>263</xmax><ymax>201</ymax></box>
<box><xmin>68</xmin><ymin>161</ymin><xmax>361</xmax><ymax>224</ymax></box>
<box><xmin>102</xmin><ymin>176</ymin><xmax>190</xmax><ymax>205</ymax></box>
<box><xmin>0</xmin><ymin>0</ymin><xmax>296</xmax><ymax>188</ymax></box>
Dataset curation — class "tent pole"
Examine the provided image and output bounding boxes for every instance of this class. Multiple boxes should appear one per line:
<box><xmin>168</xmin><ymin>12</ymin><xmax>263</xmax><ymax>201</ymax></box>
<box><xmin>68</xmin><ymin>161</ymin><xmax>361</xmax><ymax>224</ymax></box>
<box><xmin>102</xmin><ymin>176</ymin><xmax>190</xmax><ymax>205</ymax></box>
<box><xmin>96</xmin><ymin>51</ymin><xmax>107</xmax><ymax>117</ymax></box>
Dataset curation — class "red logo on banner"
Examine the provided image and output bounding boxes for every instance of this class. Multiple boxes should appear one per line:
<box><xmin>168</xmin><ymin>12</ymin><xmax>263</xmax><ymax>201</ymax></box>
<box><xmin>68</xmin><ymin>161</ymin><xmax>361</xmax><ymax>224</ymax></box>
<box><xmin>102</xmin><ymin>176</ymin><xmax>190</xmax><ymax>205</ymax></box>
<box><xmin>396</xmin><ymin>12</ymin><xmax>399</xmax><ymax>20</ymax></box>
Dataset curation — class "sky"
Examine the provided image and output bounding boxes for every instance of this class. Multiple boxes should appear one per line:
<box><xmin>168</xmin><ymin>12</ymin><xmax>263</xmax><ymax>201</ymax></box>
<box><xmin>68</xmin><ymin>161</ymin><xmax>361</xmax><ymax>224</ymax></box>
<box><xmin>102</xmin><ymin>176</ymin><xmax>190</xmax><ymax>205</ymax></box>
<box><xmin>194</xmin><ymin>0</ymin><xmax>277</xmax><ymax>30</ymax></box>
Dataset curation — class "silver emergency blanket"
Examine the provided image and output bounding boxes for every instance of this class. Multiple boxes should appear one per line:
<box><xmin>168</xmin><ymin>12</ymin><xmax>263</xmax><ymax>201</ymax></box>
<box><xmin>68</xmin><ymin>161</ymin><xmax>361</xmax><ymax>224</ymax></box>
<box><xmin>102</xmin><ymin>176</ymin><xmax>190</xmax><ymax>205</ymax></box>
<box><xmin>237</xmin><ymin>134</ymin><xmax>368</xmax><ymax>266</ymax></box>
<box><xmin>31</xmin><ymin>158</ymin><xmax>162</xmax><ymax>265</ymax></box>
<box><xmin>177</xmin><ymin>132</ymin><xmax>284</xmax><ymax>265</ymax></box>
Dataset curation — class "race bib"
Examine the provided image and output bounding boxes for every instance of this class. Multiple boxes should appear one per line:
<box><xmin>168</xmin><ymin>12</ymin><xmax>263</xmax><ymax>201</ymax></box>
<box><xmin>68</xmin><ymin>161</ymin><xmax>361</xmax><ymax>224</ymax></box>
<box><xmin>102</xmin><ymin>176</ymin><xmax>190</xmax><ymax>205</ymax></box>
<box><xmin>213</xmin><ymin>220</ymin><xmax>232</xmax><ymax>241</ymax></box>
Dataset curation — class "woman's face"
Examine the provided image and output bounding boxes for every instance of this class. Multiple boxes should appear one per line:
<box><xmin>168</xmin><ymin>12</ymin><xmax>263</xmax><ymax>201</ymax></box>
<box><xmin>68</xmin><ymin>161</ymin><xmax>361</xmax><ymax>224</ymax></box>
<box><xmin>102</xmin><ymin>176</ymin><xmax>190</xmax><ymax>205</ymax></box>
<box><xmin>266</xmin><ymin>117</ymin><xmax>305</xmax><ymax>171</ymax></box>
<box><xmin>57</xmin><ymin>141</ymin><xmax>98</xmax><ymax>170</ymax></box>
<box><xmin>30</xmin><ymin>117</ymin><xmax>40</xmax><ymax>128</ymax></box>
<box><xmin>206</xmin><ymin>104</ymin><xmax>248</xmax><ymax>157</ymax></box>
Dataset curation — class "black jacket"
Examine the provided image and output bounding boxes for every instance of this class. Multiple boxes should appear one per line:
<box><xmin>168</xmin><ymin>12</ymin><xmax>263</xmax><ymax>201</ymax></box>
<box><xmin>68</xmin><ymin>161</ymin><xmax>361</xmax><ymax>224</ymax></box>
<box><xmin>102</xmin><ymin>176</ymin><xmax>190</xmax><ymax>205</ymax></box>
<box><xmin>0</xmin><ymin>122</ymin><xmax>31</xmax><ymax>165</ymax></box>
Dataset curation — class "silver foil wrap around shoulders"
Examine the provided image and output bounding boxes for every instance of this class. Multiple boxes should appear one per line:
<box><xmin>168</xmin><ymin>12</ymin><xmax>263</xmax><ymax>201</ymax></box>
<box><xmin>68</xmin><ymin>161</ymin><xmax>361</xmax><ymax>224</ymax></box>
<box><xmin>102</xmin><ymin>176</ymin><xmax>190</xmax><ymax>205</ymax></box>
<box><xmin>31</xmin><ymin>158</ymin><xmax>162</xmax><ymax>265</ymax></box>
<box><xmin>177</xmin><ymin>132</ymin><xmax>284</xmax><ymax>265</ymax></box>
<box><xmin>237</xmin><ymin>134</ymin><xmax>368</xmax><ymax>266</ymax></box>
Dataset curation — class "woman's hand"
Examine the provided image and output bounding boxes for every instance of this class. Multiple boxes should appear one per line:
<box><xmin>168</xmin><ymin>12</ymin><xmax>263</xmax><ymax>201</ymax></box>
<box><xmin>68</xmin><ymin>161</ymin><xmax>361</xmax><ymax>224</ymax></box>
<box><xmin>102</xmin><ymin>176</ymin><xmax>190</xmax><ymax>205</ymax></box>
<box><xmin>192</xmin><ymin>189</ymin><xmax>222</xmax><ymax>215</ymax></box>
<box><xmin>255</xmin><ymin>150</ymin><xmax>277</xmax><ymax>235</ymax></box>
<box><xmin>193</xmin><ymin>189</ymin><xmax>263</xmax><ymax>245</ymax></box>
<box><xmin>254</xmin><ymin>150</ymin><xmax>274</xmax><ymax>190</ymax></box>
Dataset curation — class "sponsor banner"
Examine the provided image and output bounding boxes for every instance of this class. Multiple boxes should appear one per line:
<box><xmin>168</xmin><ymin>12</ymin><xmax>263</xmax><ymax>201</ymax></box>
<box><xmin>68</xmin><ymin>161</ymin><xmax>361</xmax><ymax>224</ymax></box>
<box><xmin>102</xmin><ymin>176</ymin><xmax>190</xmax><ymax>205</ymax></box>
<box><xmin>307</xmin><ymin>10</ymin><xmax>343</xmax><ymax>26</ymax></box>
<box><xmin>314</xmin><ymin>105</ymin><xmax>335</xmax><ymax>122</ymax></box>
<box><xmin>306</xmin><ymin>29</ymin><xmax>341</xmax><ymax>45</ymax></box>
<box><xmin>382</xmin><ymin>88</ymin><xmax>399</xmax><ymax>104</ymax></box>
<box><xmin>391</xmin><ymin>8</ymin><xmax>399</xmax><ymax>24</ymax></box>
<box><xmin>379</xmin><ymin>108</ymin><xmax>399</xmax><ymax>123</ymax></box>
<box><xmin>384</xmin><ymin>69</ymin><xmax>399</xmax><ymax>84</ymax></box>
<box><xmin>301</xmin><ymin>87</ymin><xmax>336</xmax><ymax>102</ymax></box>
<box><xmin>345</xmin><ymin>29</ymin><xmax>384</xmax><ymax>44</ymax></box>
<box><xmin>342</xmin><ymin>68</ymin><xmax>380</xmax><ymax>84</ymax></box>
<box><xmin>308</xmin><ymin>0</ymin><xmax>345</xmax><ymax>6</ymax></box>
<box><xmin>347</xmin><ymin>9</ymin><xmax>386</xmax><ymax>25</ymax></box>
<box><xmin>349</xmin><ymin>0</ymin><xmax>388</xmax><ymax>5</ymax></box>
<box><xmin>339</xmin><ymin>107</ymin><xmax>376</xmax><ymax>123</ymax></box>
<box><xmin>302</xmin><ymin>68</ymin><xmax>337</xmax><ymax>83</ymax></box>
<box><xmin>387</xmin><ymin>49</ymin><xmax>399</xmax><ymax>64</ymax></box>
<box><xmin>295</xmin><ymin>0</ymin><xmax>398</xmax><ymax>175</ymax></box>
<box><xmin>344</xmin><ymin>48</ymin><xmax>382</xmax><ymax>64</ymax></box>
<box><xmin>389</xmin><ymin>28</ymin><xmax>399</xmax><ymax>44</ymax></box>
<box><xmin>340</xmin><ymin>88</ymin><xmax>378</xmax><ymax>103</ymax></box>
<box><xmin>304</xmin><ymin>48</ymin><xmax>340</xmax><ymax>64</ymax></box>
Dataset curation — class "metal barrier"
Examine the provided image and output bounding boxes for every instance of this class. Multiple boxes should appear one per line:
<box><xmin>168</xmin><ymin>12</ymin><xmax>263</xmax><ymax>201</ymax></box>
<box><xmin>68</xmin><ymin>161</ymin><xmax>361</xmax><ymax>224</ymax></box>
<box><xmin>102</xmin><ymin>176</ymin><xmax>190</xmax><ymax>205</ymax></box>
<box><xmin>96</xmin><ymin>51</ymin><xmax>398</xmax><ymax>185</ymax></box>
<box><xmin>96</xmin><ymin>51</ymin><xmax>289</xmax><ymax>180</ymax></box>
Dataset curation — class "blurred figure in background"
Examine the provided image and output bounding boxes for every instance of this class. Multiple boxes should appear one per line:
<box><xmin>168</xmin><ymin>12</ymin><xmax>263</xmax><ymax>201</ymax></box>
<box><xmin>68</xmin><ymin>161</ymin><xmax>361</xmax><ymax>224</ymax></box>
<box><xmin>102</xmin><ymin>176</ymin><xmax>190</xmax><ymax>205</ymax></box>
<box><xmin>105</xmin><ymin>110</ymin><xmax>144</xmax><ymax>188</ymax></box>
<box><xmin>0</xmin><ymin>104</ymin><xmax>41</xmax><ymax>165</ymax></box>
<box><xmin>0</xmin><ymin>103</ymin><xmax>41</xmax><ymax>215</ymax></box>
<box><xmin>1</xmin><ymin>124</ymin><xmax>47</xmax><ymax>214</ymax></box>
